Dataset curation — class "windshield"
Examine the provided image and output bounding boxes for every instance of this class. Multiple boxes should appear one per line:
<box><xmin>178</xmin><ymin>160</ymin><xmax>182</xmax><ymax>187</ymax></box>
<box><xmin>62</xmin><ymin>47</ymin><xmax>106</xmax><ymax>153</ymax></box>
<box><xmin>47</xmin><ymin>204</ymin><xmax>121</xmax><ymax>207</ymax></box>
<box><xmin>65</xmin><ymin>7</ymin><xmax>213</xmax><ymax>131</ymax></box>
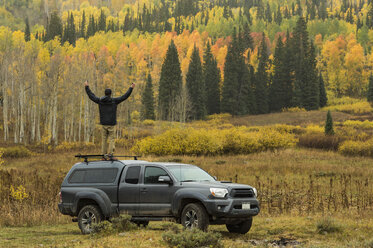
<box><xmin>167</xmin><ymin>165</ymin><xmax>215</xmax><ymax>182</ymax></box>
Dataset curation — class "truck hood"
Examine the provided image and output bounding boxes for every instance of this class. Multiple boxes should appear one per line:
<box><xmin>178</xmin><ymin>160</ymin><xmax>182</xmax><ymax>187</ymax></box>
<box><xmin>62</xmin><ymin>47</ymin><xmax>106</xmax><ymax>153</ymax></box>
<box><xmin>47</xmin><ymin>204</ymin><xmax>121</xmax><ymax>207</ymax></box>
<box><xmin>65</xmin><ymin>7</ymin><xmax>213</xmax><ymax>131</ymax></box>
<box><xmin>180</xmin><ymin>180</ymin><xmax>255</xmax><ymax>190</ymax></box>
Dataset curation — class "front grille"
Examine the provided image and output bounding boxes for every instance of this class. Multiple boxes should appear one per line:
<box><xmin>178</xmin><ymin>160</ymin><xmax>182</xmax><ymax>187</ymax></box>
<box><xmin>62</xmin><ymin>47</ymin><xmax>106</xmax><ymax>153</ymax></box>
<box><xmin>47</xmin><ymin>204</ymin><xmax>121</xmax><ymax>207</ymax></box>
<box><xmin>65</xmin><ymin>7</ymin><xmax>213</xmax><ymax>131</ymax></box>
<box><xmin>230</xmin><ymin>188</ymin><xmax>254</xmax><ymax>198</ymax></box>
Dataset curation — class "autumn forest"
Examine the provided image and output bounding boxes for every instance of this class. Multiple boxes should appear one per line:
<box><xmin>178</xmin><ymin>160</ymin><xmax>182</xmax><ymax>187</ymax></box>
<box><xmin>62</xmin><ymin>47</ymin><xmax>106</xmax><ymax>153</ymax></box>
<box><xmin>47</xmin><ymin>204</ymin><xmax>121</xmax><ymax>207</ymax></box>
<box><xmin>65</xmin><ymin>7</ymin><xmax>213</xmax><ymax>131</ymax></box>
<box><xmin>1</xmin><ymin>0</ymin><xmax>373</xmax><ymax>145</ymax></box>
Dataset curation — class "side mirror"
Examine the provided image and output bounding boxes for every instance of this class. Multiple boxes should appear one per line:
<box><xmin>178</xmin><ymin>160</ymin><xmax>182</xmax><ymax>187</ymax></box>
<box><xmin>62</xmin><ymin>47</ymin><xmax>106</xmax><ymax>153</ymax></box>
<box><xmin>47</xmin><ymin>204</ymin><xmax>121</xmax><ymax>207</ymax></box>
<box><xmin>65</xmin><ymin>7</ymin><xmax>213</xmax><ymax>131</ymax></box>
<box><xmin>213</xmin><ymin>176</ymin><xmax>218</xmax><ymax>180</ymax></box>
<box><xmin>158</xmin><ymin>176</ymin><xmax>172</xmax><ymax>184</ymax></box>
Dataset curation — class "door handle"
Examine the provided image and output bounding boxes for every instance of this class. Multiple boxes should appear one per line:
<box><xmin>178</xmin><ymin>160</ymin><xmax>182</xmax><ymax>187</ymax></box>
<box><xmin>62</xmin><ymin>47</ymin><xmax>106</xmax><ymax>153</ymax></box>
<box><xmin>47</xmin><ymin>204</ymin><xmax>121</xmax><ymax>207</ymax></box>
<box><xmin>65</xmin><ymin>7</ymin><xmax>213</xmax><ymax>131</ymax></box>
<box><xmin>141</xmin><ymin>188</ymin><xmax>148</xmax><ymax>193</ymax></box>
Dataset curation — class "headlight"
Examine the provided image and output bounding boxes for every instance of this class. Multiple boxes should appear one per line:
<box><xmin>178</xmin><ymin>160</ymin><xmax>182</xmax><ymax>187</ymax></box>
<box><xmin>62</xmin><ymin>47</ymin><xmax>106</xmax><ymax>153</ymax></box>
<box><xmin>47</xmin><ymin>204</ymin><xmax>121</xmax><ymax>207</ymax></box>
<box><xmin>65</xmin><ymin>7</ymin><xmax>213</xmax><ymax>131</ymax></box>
<box><xmin>210</xmin><ymin>188</ymin><xmax>228</xmax><ymax>198</ymax></box>
<box><xmin>252</xmin><ymin>187</ymin><xmax>257</xmax><ymax>197</ymax></box>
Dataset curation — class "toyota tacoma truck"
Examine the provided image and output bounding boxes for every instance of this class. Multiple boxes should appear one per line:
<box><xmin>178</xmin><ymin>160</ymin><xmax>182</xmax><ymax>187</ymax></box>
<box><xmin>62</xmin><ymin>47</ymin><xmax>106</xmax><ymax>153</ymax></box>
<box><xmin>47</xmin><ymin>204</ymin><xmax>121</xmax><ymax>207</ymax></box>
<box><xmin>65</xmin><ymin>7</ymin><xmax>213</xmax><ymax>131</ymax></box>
<box><xmin>58</xmin><ymin>156</ymin><xmax>260</xmax><ymax>234</ymax></box>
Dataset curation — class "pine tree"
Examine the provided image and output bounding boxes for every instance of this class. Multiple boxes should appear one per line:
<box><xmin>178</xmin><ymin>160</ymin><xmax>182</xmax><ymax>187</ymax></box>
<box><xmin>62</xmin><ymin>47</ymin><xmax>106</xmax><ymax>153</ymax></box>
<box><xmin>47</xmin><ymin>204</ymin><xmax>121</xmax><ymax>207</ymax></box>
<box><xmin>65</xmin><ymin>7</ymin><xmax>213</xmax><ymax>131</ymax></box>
<box><xmin>221</xmin><ymin>29</ymin><xmax>239</xmax><ymax>114</ymax></box>
<box><xmin>80</xmin><ymin>10</ymin><xmax>86</xmax><ymax>38</ymax></box>
<box><xmin>186</xmin><ymin>45</ymin><xmax>206</xmax><ymax>120</ymax></box>
<box><xmin>319</xmin><ymin>73</ymin><xmax>328</xmax><ymax>107</ymax></box>
<box><xmin>87</xmin><ymin>15</ymin><xmax>96</xmax><ymax>38</ymax></box>
<box><xmin>141</xmin><ymin>74</ymin><xmax>155</xmax><ymax>120</ymax></box>
<box><xmin>24</xmin><ymin>17</ymin><xmax>30</xmax><ymax>42</ymax></box>
<box><xmin>67</xmin><ymin>12</ymin><xmax>76</xmax><ymax>46</ymax></box>
<box><xmin>325</xmin><ymin>110</ymin><xmax>335</xmax><ymax>135</ymax></box>
<box><xmin>255</xmin><ymin>33</ymin><xmax>269</xmax><ymax>114</ymax></box>
<box><xmin>45</xmin><ymin>11</ymin><xmax>63</xmax><ymax>42</ymax></box>
<box><xmin>158</xmin><ymin>40</ymin><xmax>183</xmax><ymax>120</ymax></box>
<box><xmin>269</xmin><ymin>37</ymin><xmax>286</xmax><ymax>112</ymax></box>
<box><xmin>203</xmin><ymin>41</ymin><xmax>221</xmax><ymax>115</ymax></box>
<box><xmin>367</xmin><ymin>74</ymin><xmax>373</xmax><ymax>104</ymax></box>
<box><xmin>98</xmin><ymin>9</ymin><xmax>106</xmax><ymax>31</ymax></box>
<box><xmin>303</xmin><ymin>42</ymin><xmax>319</xmax><ymax>110</ymax></box>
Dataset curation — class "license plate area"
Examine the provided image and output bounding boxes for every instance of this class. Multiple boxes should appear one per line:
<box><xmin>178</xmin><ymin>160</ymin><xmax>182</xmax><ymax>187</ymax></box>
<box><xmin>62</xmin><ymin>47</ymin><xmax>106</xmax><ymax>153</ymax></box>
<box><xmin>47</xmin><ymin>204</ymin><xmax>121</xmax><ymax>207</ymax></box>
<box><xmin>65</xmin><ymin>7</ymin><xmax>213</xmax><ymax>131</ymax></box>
<box><xmin>242</xmin><ymin>202</ymin><xmax>251</xmax><ymax>210</ymax></box>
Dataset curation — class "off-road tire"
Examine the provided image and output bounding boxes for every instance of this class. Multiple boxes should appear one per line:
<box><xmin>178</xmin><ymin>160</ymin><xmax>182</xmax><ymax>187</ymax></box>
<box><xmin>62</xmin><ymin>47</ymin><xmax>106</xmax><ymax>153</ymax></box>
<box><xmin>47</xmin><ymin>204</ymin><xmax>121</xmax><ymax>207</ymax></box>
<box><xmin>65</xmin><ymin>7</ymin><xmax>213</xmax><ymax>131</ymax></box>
<box><xmin>78</xmin><ymin>205</ymin><xmax>103</xmax><ymax>234</ymax></box>
<box><xmin>226</xmin><ymin>218</ymin><xmax>253</xmax><ymax>234</ymax></box>
<box><xmin>181</xmin><ymin>203</ymin><xmax>209</xmax><ymax>231</ymax></box>
<box><xmin>134</xmin><ymin>220</ymin><xmax>149</xmax><ymax>228</ymax></box>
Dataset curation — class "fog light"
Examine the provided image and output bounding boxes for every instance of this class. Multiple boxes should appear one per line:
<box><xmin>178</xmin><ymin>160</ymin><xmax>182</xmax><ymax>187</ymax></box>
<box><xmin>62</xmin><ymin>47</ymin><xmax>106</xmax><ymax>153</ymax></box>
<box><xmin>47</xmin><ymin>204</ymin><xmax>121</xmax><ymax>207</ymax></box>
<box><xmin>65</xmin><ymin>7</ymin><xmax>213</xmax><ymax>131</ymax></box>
<box><xmin>217</xmin><ymin>206</ymin><xmax>221</xmax><ymax>210</ymax></box>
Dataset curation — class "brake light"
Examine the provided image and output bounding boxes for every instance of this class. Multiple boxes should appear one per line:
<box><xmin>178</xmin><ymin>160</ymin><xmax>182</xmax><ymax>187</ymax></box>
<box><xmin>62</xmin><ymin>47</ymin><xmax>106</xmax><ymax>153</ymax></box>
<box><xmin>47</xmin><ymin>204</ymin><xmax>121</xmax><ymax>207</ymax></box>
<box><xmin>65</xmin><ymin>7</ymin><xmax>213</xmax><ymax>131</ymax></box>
<box><xmin>59</xmin><ymin>192</ymin><xmax>62</xmax><ymax>203</ymax></box>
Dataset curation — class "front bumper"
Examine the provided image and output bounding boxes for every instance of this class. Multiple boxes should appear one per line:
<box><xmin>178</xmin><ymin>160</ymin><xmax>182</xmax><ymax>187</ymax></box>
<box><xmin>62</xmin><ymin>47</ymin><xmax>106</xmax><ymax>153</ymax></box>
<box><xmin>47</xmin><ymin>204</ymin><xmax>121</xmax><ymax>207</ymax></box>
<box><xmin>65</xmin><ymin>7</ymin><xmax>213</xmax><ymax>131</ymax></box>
<box><xmin>204</xmin><ymin>197</ymin><xmax>260</xmax><ymax>218</ymax></box>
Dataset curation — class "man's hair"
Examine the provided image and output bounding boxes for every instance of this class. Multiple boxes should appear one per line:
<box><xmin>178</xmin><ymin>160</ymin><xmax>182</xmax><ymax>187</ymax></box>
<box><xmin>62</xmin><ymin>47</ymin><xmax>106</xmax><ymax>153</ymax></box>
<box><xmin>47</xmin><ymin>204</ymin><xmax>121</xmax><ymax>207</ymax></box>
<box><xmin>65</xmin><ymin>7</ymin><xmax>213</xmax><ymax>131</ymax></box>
<box><xmin>105</xmin><ymin>88</ymin><xmax>112</xmax><ymax>96</ymax></box>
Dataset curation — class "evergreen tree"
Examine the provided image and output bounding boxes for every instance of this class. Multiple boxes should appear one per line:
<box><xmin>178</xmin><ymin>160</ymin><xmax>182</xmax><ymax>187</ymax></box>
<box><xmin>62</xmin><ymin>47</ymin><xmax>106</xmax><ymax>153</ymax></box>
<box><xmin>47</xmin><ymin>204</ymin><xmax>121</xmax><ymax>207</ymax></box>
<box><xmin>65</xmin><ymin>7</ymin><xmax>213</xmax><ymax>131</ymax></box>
<box><xmin>221</xmin><ymin>29</ymin><xmax>239</xmax><ymax>114</ymax></box>
<box><xmin>186</xmin><ymin>45</ymin><xmax>206</xmax><ymax>120</ymax></box>
<box><xmin>324</xmin><ymin>110</ymin><xmax>335</xmax><ymax>135</ymax></box>
<box><xmin>367</xmin><ymin>74</ymin><xmax>373</xmax><ymax>104</ymax></box>
<box><xmin>98</xmin><ymin>9</ymin><xmax>106</xmax><ymax>31</ymax></box>
<box><xmin>66</xmin><ymin>12</ymin><xmax>76</xmax><ymax>46</ymax></box>
<box><xmin>24</xmin><ymin>17</ymin><xmax>30</xmax><ymax>42</ymax></box>
<box><xmin>141</xmin><ymin>74</ymin><xmax>156</xmax><ymax>120</ymax></box>
<box><xmin>319</xmin><ymin>73</ymin><xmax>328</xmax><ymax>107</ymax></box>
<box><xmin>265</xmin><ymin>3</ymin><xmax>272</xmax><ymax>22</ymax></box>
<box><xmin>255</xmin><ymin>33</ymin><xmax>269</xmax><ymax>114</ymax></box>
<box><xmin>80</xmin><ymin>10</ymin><xmax>86</xmax><ymax>38</ymax></box>
<box><xmin>158</xmin><ymin>40</ymin><xmax>183</xmax><ymax>120</ymax></box>
<box><xmin>275</xmin><ymin>6</ymin><xmax>282</xmax><ymax>25</ymax></box>
<box><xmin>45</xmin><ymin>11</ymin><xmax>63</xmax><ymax>42</ymax></box>
<box><xmin>303</xmin><ymin>42</ymin><xmax>319</xmax><ymax>110</ymax></box>
<box><xmin>87</xmin><ymin>15</ymin><xmax>96</xmax><ymax>37</ymax></box>
<box><xmin>203</xmin><ymin>41</ymin><xmax>221</xmax><ymax>115</ymax></box>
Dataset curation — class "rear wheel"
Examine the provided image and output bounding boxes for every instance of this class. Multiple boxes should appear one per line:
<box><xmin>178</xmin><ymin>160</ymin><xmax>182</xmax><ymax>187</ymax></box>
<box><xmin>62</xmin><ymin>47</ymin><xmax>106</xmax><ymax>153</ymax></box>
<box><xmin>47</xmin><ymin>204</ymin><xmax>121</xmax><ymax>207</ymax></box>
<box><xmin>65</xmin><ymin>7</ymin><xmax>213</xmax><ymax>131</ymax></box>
<box><xmin>78</xmin><ymin>205</ymin><xmax>103</xmax><ymax>234</ymax></box>
<box><xmin>180</xmin><ymin>203</ymin><xmax>209</xmax><ymax>231</ymax></box>
<box><xmin>226</xmin><ymin>218</ymin><xmax>253</xmax><ymax>234</ymax></box>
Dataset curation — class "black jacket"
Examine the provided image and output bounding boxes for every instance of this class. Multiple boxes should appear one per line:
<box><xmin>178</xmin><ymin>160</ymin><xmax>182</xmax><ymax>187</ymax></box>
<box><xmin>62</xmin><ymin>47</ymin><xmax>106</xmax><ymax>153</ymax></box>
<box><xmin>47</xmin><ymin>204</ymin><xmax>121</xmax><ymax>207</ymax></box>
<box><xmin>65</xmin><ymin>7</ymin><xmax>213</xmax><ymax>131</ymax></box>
<box><xmin>85</xmin><ymin>86</ymin><xmax>133</xmax><ymax>126</ymax></box>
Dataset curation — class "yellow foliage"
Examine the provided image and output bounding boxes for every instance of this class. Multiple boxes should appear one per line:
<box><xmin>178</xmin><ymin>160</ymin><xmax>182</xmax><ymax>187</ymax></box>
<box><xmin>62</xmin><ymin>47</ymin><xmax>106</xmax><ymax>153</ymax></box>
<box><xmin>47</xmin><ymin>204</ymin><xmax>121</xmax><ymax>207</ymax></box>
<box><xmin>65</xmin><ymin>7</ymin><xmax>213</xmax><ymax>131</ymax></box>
<box><xmin>0</xmin><ymin>148</ymin><xmax>4</xmax><ymax>166</ymax></box>
<box><xmin>142</xmin><ymin>119</ymin><xmax>156</xmax><ymax>126</ymax></box>
<box><xmin>343</xmin><ymin>120</ymin><xmax>373</xmax><ymax>129</ymax></box>
<box><xmin>10</xmin><ymin>185</ymin><xmax>28</xmax><ymax>201</ymax></box>
<box><xmin>282</xmin><ymin>107</ymin><xmax>307</xmax><ymax>112</ymax></box>
<box><xmin>339</xmin><ymin>138</ymin><xmax>373</xmax><ymax>157</ymax></box>
<box><xmin>305</xmin><ymin>124</ymin><xmax>324</xmax><ymax>134</ymax></box>
<box><xmin>132</xmin><ymin>127</ymin><xmax>297</xmax><ymax>156</ymax></box>
<box><xmin>325</xmin><ymin>101</ymin><xmax>372</xmax><ymax>114</ymax></box>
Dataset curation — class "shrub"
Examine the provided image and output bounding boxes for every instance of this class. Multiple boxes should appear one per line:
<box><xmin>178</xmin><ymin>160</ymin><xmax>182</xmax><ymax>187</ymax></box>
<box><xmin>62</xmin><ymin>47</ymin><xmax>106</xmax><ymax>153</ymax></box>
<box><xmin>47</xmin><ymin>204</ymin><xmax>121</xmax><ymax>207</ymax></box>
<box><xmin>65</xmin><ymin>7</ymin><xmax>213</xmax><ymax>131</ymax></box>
<box><xmin>298</xmin><ymin>133</ymin><xmax>343</xmax><ymax>150</ymax></box>
<box><xmin>282</xmin><ymin>107</ymin><xmax>306</xmax><ymax>112</ymax></box>
<box><xmin>305</xmin><ymin>124</ymin><xmax>324</xmax><ymax>134</ymax></box>
<box><xmin>343</xmin><ymin>120</ymin><xmax>373</xmax><ymax>130</ymax></box>
<box><xmin>91</xmin><ymin>214</ymin><xmax>136</xmax><ymax>235</ymax></box>
<box><xmin>338</xmin><ymin>139</ymin><xmax>373</xmax><ymax>157</ymax></box>
<box><xmin>2</xmin><ymin>146</ymin><xmax>33</xmax><ymax>158</ymax></box>
<box><xmin>142</xmin><ymin>119</ymin><xmax>156</xmax><ymax>126</ymax></box>
<box><xmin>325</xmin><ymin>101</ymin><xmax>372</xmax><ymax>115</ymax></box>
<box><xmin>162</xmin><ymin>226</ymin><xmax>223</xmax><ymax>248</ymax></box>
<box><xmin>316</xmin><ymin>216</ymin><xmax>342</xmax><ymax>234</ymax></box>
<box><xmin>132</xmin><ymin>127</ymin><xmax>297</xmax><ymax>156</ymax></box>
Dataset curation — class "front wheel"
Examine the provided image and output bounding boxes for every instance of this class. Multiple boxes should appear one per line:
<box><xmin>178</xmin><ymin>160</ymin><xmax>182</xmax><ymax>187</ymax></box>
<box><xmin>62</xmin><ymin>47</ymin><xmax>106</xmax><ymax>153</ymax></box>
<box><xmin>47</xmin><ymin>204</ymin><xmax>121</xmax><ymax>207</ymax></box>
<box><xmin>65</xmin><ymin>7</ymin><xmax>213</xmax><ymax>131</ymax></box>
<box><xmin>78</xmin><ymin>205</ymin><xmax>103</xmax><ymax>234</ymax></box>
<box><xmin>226</xmin><ymin>218</ymin><xmax>253</xmax><ymax>234</ymax></box>
<box><xmin>180</xmin><ymin>203</ymin><xmax>209</xmax><ymax>231</ymax></box>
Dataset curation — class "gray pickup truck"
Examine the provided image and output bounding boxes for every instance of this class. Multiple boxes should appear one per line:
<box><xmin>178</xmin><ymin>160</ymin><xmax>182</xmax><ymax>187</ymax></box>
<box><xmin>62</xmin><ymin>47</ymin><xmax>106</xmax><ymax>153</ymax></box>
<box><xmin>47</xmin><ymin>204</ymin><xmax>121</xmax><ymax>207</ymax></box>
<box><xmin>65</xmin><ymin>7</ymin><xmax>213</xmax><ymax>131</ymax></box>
<box><xmin>58</xmin><ymin>158</ymin><xmax>260</xmax><ymax>234</ymax></box>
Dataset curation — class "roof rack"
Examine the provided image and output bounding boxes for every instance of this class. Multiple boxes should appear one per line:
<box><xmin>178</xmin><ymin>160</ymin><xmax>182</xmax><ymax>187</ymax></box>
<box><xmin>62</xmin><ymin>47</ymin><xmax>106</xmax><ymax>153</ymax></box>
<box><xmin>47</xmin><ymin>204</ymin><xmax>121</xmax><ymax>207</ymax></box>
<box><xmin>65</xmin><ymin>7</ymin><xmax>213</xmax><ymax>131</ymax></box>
<box><xmin>75</xmin><ymin>154</ymin><xmax>141</xmax><ymax>163</ymax></box>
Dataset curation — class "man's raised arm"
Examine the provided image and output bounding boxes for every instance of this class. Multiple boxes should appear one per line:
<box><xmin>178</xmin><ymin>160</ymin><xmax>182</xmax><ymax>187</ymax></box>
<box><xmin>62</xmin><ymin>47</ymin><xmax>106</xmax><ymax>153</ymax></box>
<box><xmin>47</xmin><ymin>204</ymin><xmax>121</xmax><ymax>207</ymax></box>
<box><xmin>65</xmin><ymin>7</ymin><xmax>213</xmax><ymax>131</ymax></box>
<box><xmin>114</xmin><ymin>83</ymin><xmax>135</xmax><ymax>104</ymax></box>
<box><xmin>84</xmin><ymin>81</ymin><xmax>99</xmax><ymax>103</ymax></box>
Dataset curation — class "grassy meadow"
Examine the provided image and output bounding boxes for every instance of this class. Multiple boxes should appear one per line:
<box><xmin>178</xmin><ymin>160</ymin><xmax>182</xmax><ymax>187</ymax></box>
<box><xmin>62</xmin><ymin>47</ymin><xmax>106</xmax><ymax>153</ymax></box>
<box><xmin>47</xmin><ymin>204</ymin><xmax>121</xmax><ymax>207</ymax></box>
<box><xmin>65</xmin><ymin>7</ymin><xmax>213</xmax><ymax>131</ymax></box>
<box><xmin>1</xmin><ymin>106</ymin><xmax>373</xmax><ymax>247</ymax></box>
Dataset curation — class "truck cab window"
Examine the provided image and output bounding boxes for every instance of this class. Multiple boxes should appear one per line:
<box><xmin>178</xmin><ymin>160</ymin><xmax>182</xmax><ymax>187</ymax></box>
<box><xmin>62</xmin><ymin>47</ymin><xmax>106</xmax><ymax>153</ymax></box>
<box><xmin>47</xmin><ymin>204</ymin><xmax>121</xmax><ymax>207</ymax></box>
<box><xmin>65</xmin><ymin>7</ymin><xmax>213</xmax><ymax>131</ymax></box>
<box><xmin>125</xmin><ymin>166</ymin><xmax>141</xmax><ymax>184</ymax></box>
<box><xmin>144</xmin><ymin>167</ymin><xmax>168</xmax><ymax>184</ymax></box>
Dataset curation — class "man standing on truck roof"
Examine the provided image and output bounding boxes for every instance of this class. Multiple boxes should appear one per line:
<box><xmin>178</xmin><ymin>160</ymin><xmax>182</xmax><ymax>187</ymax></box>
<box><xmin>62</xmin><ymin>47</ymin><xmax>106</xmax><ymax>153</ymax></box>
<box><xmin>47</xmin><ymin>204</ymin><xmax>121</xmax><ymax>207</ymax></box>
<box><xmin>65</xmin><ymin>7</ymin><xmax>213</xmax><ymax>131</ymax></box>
<box><xmin>84</xmin><ymin>81</ymin><xmax>135</xmax><ymax>158</ymax></box>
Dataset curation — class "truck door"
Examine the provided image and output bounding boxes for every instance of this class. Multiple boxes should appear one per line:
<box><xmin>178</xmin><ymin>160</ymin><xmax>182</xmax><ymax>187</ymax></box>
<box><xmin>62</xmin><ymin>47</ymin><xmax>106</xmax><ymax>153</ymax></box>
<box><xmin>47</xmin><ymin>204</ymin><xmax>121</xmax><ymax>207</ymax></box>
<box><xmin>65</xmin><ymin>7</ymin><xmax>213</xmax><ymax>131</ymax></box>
<box><xmin>139</xmin><ymin>166</ymin><xmax>175</xmax><ymax>216</ymax></box>
<box><xmin>118</xmin><ymin>165</ymin><xmax>141</xmax><ymax>216</ymax></box>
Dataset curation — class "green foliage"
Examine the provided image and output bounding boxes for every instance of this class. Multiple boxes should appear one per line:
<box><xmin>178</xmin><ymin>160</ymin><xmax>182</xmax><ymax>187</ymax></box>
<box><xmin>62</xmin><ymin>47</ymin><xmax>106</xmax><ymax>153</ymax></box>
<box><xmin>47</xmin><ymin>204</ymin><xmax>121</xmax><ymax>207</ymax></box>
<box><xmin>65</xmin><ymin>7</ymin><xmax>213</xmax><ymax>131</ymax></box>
<box><xmin>162</xmin><ymin>225</ymin><xmax>223</xmax><ymax>248</ymax></box>
<box><xmin>367</xmin><ymin>74</ymin><xmax>373</xmax><ymax>104</ymax></box>
<box><xmin>255</xmin><ymin>33</ymin><xmax>269</xmax><ymax>114</ymax></box>
<box><xmin>324</xmin><ymin>110</ymin><xmax>335</xmax><ymax>135</ymax></box>
<box><xmin>158</xmin><ymin>40</ymin><xmax>182</xmax><ymax>120</ymax></box>
<box><xmin>2</xmin><ymin>146</ymin><xmax>33</xmax><ymax>158</ymax></box>
<box><xmin>141</xmin><ymin>74</ymin><xmax>155</xmax><ymax>120</ymax></box>
<box><xmin>45</xmin><ymin>11</ymin><xmax>63</xmax><ymax>42</ymax></box>
<box><xmin>186</xmin><ymin>45</ymin><xmax>205</xmax><ymax>120</ymax></box>
<box><xmin>203</xmin><ymin>41</ymin><xmax>221</xmax><ymax>115</ymax></box>
<box><xmin>319</xmin><ymin>74</ymin><xmax>328</xmax><ymax>108</ymax></box>
<box><xmin>24</xmin><ymin>17</ymin><xmax>30</xmax><ymax>42</ymax></box>
<box><xmin>91</xmin><ymin>214</ymin><xmax>136</xmax><ymax>235</ymax></box>
<box><xmin>316</xmin><ymin>216</ymin><xmax>342</xmax><ymax>234</ymax></box>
